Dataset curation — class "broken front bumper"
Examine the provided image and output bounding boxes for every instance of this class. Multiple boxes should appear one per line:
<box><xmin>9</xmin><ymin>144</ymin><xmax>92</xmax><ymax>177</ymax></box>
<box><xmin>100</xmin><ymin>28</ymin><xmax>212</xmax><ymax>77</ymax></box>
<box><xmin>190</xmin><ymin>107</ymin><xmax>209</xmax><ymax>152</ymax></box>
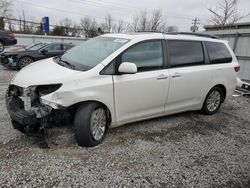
<box><xmin>6</xmin><ymin>96</ymin><xmax>37</xmax><ymax>126</ymax></box>
<box><xmin>6</xmin><ymin>85</ymin><xmax>72</xmax><ymax>135</ymax></box>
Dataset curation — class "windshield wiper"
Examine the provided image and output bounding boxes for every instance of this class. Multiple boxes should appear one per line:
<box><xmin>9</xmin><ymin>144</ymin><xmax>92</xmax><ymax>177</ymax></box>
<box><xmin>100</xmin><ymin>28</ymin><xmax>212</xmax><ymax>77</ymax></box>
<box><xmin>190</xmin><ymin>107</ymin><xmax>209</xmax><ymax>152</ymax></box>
<box><xmin>55</xmin><ymin>56</ymin><xmax>76</xmax><ymax>70</ymax></box>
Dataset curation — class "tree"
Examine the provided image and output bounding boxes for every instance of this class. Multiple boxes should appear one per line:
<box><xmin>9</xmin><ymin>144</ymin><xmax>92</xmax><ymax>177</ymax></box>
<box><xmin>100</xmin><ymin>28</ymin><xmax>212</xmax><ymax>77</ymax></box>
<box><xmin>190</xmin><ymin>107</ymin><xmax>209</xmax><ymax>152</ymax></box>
<box><xmin>60</xmin><ymin>18</ymin><xmax>74</xmax><ymax>35</ymax></box>
<box><xmin>208</xmin><ymin>0</ymin><xmax>249</xmax><ymax>26</ymax></box>
<box><xmin>0</xmin><ymin>0</ymin><xmax>12</xmax><ymax>17</ymax></box>
<box><xmin>113</xmin><ymin>20</ymin><xmax>126</xmax><ymax>33</ymax></box>
<box><xmin>149</xmin><ymin>10</ymin><xmax>167</xmax><ymax>32</ymax></box>
<box><xmin>129</xmin><ymin>9</ymin><xmax>167</xmax><ymax>32</ymax></box>
<box><xmin>138</xmin><ymin>10</ymin><xmax>148</xmax><ymax>31</ymax></box>
<box><xmin>51</xmin><ymin>26</ymin><xmax>67</xmax><ymax>36</ymax></box>
<box><xmin>102</xmin><ymin>14</ymin><xmax>114</xmax><ymax>33</ymax></box>
<box><xmin>130</xmin><ymin>15</ymin><xmax>139</xmax><ymax>32</ymax></box>
<box><xmin>80</xmin><ymin>16</ymin><xmax>98</xmax><ymax>38</ymax></box>
<box><xmin>0</xmin><ymin>0</ymin><xmax>12</xmax><ymax>30</ymax></box>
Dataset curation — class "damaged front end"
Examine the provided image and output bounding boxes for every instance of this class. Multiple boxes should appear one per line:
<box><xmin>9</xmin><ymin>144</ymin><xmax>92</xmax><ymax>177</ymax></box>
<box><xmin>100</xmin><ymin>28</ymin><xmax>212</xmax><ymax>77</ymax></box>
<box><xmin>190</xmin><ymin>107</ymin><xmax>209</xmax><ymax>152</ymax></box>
<box><xmin>0</xmin><ymin>54</ymin><xmax>18</xmax><ymax>68</ymax></box>
<box><xmin>6</xmin><ymin>84</ymin><xmax>72</xmax><ymax>137</ymax></box>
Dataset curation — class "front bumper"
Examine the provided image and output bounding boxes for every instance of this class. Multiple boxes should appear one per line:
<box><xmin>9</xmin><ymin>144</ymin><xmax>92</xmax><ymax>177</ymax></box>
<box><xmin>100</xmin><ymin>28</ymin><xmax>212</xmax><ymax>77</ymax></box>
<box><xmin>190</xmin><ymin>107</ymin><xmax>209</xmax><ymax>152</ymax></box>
<box><xmin>6</xmin><ymin>85</ymin><xmax>72</xmax><ymax>136</ymax></box>
<box><xmin>0</xmin><ymin>55</ymin><xmax>18</xmax><ymax>68</ymax></box>
<box><xmin>6</xmin><ymin>95</ymin><xmax>37</xmax><ymax>126</ymax></box>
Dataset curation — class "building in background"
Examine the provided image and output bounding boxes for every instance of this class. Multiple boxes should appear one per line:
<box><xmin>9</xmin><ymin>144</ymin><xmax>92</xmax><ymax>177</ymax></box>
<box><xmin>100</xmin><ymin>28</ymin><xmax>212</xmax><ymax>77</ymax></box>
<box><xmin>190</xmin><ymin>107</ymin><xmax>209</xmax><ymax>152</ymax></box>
<box><xmin>204</xmin><ymin>22</ymin><xmax>250</xmax><ymax>81</ymax></box>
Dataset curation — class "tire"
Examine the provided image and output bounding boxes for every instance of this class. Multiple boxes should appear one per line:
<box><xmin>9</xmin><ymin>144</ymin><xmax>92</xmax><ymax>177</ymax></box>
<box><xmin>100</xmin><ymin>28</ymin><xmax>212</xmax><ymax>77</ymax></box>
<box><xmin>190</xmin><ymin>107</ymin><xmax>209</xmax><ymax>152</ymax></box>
<box><xmin>0</xmin><ymin>41</ymin><xmax>4</xmax><ymax>52</ymax></box>
<box><xmin>18</xmin><ymin>56</ymin><xmax>34</xmax><ymax>69</ymax></box>
<box><xmin>74</xmin><ymin>103</ymin><xmax>108</xmax><ymax>147</ymax></box>
<box><xmin>202</xmin><ymin>86</ymin><xmax>223</xmax><ymax>115</ymax></box>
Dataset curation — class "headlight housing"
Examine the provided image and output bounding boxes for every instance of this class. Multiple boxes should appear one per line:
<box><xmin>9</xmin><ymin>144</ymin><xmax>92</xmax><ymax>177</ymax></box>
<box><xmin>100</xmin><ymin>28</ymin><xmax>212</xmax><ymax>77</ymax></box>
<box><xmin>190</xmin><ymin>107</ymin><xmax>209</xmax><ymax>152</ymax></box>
<box><xmin>36</xmin><ymin>84</ymin><xmax>62</xmax><ymax>97</ymax></box>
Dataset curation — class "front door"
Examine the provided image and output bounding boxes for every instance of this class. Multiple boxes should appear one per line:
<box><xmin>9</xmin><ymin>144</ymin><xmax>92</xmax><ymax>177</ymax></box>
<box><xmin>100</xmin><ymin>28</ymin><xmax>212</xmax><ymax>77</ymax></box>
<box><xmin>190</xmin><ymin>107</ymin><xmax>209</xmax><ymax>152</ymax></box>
<box><xmin>113</xmin><ymin>40</ymin><xmax>170</xmax><ymax>125</ymax></box>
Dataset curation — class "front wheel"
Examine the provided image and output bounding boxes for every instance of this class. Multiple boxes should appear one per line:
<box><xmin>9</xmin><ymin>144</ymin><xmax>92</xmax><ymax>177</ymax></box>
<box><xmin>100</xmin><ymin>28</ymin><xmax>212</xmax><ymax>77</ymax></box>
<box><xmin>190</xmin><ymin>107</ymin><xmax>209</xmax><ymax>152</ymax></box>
<box><xmin>74</xmin><ymin>103</ymin><xmax>108</xmax><ymax>147</ymax></box>
<box><xmin>18</xmin><ymin>56</ymin><xmax>34</xmax><ymax>69</ymax></box>
<box><xmin>202</xmin><ymin>86</ymin><xmax>223</xmax><ymax>115</ymax></box>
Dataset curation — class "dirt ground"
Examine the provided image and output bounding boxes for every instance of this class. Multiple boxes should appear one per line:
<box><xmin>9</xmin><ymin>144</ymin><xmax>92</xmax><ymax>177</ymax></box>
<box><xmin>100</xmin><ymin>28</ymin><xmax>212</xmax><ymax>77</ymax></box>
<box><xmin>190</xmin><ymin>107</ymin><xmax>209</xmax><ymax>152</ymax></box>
<box><xmin>0</xmin><ymin>65</ymin><xmax>249</xmax><ymax>188</ymax></box>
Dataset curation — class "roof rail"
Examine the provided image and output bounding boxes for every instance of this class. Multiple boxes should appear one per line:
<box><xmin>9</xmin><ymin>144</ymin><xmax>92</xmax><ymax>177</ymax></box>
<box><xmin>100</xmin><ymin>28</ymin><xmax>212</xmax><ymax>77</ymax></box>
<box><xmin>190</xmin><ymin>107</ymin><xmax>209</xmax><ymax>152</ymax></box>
<box><xmin>166</xmin><ymin>32</ymin><xmax>219</xmax><ymax>39</ymax></box>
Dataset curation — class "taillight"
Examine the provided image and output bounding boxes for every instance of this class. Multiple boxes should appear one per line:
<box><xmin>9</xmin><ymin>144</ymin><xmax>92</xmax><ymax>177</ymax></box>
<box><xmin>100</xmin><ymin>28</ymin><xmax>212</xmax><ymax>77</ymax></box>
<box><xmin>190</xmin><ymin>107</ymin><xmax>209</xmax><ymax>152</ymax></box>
<box><xmin>234</xmin><ymin>66</ymin><xmax>240</xmax><ymax>72</ymax></box>
<box><xmin>8</xmin><ymin>32</ymin><xmax>14</xmax><ymax>38</ymax></box>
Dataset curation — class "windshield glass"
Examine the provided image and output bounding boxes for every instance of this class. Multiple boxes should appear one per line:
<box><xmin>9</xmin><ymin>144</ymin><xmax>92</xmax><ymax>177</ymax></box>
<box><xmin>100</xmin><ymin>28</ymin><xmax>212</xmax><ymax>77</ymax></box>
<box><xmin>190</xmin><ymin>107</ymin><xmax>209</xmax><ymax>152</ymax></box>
<box><xmin>60</xmin><ymin>36</ymin><xmax>129</xmax><ymax>70</ymax></box>
<box><xmin>29</xmin><ymin>43</ymin><xmax>47</xmax><ymax>51</ymax></box>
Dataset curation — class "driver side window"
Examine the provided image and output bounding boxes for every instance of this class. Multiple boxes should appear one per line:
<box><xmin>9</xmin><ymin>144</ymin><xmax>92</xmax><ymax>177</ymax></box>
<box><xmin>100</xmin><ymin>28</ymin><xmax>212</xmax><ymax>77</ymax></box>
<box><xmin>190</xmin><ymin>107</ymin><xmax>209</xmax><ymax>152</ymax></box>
<box><xmin>121</xmin><ymin>40</ymin><xmax>163</xmax><ymax>72</ymax></box>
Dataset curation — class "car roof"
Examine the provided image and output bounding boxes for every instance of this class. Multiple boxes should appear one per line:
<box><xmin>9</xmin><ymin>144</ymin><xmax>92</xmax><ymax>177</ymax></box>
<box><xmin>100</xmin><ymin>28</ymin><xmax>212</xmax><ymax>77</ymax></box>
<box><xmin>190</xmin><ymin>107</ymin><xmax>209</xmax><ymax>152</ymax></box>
<box><xmin>103</xmin><ymin>32</ymin><xmax>227</xmax><ymax>44</ymax></box>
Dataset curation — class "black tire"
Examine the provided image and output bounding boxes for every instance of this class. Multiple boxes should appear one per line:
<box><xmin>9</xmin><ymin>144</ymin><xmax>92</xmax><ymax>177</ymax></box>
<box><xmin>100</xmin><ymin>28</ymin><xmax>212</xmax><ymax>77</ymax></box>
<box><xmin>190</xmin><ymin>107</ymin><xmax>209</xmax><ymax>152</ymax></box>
<box><xmin>74</xmin><ymin>102</ymin><xmax>108</xmax><ymax>147</ymax></box>
<box><xmin>0</xmin><ymin>41</ymin><xmax>4</xmax><ymax>52</ymax></box>
<box><xmin>18</xmin><ymin>56</ymin><xmax>34</xmax><ymax>69</ymax></box>
<box><xmin>202</xmin><ymin>86</ymin><xmax>223</xmax><ymax>115</ymax></box>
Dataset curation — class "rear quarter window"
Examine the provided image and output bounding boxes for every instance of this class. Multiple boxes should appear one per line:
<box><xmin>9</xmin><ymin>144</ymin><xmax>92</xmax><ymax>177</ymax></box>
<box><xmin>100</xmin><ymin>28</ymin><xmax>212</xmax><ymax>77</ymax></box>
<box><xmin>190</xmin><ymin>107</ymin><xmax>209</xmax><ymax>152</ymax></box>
<box><xmin>205</xmin><ymin>41</ymin><xmax>232</xmax><ymax>64</ymax></box>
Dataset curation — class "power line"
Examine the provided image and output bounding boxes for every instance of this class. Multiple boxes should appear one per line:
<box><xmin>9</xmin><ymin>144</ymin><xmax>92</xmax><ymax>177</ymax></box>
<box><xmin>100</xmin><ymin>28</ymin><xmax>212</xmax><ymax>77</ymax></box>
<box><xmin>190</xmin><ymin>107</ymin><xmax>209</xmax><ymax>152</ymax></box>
<box><xmin>15</xmin><ymin>0</ymin><xmax>107</xmax><ymax>21</ymax></box>
<box><xmin>75</xmin><ymin>0</ymin><xmax>194</xmax><ymax>20</ymax></box>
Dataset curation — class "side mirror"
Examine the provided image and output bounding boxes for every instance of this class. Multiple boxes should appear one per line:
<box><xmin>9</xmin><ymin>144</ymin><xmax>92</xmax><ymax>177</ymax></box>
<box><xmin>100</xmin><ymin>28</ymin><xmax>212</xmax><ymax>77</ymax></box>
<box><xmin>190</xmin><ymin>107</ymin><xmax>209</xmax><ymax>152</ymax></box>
<box><xmin>41</xmin><ymin>49</ymin><xmax>48</xmax><ymax>54</ymax></box>
<box><xmin>118</xmin><ymin>62</ymin><xmax>137</xmax><ymax>74</ymax></box>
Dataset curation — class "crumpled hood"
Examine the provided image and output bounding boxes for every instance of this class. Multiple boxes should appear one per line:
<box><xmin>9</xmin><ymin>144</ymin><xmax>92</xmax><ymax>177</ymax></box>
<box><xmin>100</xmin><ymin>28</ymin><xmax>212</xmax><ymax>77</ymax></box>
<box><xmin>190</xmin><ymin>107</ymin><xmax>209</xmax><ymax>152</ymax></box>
<box><xmin>11</xmin><ymin>58</ymin><xmax>81</xmax><ymax>88</ymax></box>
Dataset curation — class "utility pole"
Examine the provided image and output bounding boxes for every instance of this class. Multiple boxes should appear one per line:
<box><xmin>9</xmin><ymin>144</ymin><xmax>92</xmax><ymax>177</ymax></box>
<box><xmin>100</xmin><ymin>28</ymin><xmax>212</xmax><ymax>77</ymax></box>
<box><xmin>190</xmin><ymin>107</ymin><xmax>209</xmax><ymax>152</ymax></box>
<box><xmin>191</xmin><ymin>18</ymin><xmax>200</xmax><ymax>32</ymax></box>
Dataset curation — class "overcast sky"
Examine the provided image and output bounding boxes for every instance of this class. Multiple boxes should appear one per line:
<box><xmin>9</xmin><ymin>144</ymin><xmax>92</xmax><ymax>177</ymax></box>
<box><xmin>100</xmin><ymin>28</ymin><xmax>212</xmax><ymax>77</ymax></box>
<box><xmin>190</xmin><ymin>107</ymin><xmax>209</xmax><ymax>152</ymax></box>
<box><xmin>11</xmin><ymin>0</ymin><xmax>250</xmax><ymax>31</ymax></box>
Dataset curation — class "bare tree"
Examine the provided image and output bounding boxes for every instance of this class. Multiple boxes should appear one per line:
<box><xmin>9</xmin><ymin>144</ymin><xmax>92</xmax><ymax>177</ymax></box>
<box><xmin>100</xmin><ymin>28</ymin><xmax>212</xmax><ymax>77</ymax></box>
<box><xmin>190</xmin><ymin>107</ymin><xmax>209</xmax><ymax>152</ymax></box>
<box><xmin>129</xmin><ymin>9</ymin><xmax>167</xmax><ymax>32</ymax></box>
<box><xmin>114</xmin><ymin>20</ymin><xmax>126</xmax><ymax>33</ymax></box>
<box><xmin>138</xmin><ymin>10</ymin><xmax>148</xmax><ymax>31</ymax></box>
<box><xmin>102</xmin><ymin>14</ymin><xmax>114</xmax><ymax>33</ymax></box>
<box><xmin>80</xmin><ymin>16</ymin><xmax>98</xmax><ymax>38</ymax></box>
<box><xmin>60</xmin><ymin>18</ymin><xmax>74</xmax><ymax>34</ymax></box>
<box><xmin>129</xmin><ymin>15</ymin><xmax>139</xmax><ymax>32</ymax></box>
<box><xmin>0</xmin><ymin>0</ymin><xmax>12</xmax><ymax>30</ymax></box>
<box><xmin>208</xmin><ymin>0</ymin><xmax>249</xmax><ymax>26</ymax></box>
<box><xmin>0</xmin><ymin>0</ymin><xmax>12</xmax><ymax>17</ymax></box>
<box><xmin>149</xmin><ymin>10</ymin><xmax>167</xmax><ymax>32</ymax></box>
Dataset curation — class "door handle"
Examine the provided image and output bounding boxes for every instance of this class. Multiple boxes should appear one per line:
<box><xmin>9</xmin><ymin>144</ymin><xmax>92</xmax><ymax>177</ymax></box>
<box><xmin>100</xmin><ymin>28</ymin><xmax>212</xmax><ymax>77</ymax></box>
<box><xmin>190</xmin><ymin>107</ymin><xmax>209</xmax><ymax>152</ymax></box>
<box><xmin>157</xmin><ymin>74</ymin><xmax>168</xmax><ymax>80</ymax></box>
<box><xmin>172</xmin><ymin>73</ymin><xmax>181</xmax><ymax>78</ymax></box>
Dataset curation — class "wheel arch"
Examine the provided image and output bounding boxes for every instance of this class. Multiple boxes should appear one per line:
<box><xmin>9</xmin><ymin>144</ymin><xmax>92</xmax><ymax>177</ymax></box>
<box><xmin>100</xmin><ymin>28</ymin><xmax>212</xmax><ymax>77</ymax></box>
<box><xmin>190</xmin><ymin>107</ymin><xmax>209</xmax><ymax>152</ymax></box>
<box><xmin>68</xmin><ymin>100</ymin><xmax>113</xmax><ymax>126</ymax></box>
<box><xmin>213</xmin><ymin>84</ymin><xmax>227</xmax><ymax>103</ymax></box>
<box><xmin>204</xmin><ymin>84</ymin><xmax>227</xmax><ymax>104</ymax></box>
<box><xmin>18</xmin><ymin>55</ymin><xmax>35</xmax><ymax>62</ymax></box>
<box><xmin>17</xmin><ymin>56</ymin><xmax>35</xmax><ymax>69</ymax></box>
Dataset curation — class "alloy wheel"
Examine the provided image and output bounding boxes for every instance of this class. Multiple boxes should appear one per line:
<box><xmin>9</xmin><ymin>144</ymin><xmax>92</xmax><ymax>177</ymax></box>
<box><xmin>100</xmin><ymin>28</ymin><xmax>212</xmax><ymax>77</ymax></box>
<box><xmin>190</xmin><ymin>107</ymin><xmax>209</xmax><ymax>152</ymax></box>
<box><xmin>90</xmin><ymin>108</ymin><xmax>106</xmax><ymax>141</ymax></box>
<box><xmin>206</xmin><ymin>90</ymin><xmax>221</xmax><ymax>112</ymax></box>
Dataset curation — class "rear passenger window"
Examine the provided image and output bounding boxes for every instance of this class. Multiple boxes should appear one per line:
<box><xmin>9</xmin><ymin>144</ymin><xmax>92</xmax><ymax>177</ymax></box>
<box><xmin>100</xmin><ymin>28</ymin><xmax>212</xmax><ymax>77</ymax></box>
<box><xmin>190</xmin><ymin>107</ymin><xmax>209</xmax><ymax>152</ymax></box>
<box><xmin>205</xmin><ymin>42</ymin><xmax>232</xmax><ymax>64</ymax></box>
<box><xmin>168</xmin><ymin>40</ymin><xmax>205</xmax><ymax>68</ymax></box>
<box><xmin>121</xmin><ymin>40</ymin><xmax>163</xmax><ymax>72</ymax></box>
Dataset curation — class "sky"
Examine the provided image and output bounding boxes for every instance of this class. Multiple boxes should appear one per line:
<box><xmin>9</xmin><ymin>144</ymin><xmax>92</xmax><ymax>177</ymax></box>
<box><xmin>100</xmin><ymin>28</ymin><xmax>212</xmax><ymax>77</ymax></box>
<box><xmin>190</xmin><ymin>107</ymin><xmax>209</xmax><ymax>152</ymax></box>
<box><xmin>11</xmin><ymin>0</ymin><xmax>250</xmax><ymax>32</ymax></box>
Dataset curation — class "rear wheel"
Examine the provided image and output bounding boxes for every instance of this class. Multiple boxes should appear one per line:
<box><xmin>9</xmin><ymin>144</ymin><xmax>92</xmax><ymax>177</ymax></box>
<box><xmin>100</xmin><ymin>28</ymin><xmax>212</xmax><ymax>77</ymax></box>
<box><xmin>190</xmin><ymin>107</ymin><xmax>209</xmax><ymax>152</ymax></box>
<box><xmin>202</xmin><ymin>86</ymin><xmax>223</xmax><ymax>115</ymax></box>
<box><xmin>74</xmin><ymin>103</ymin><xmax>108</xmax><ymax>147</ymax></box>
<box><xmin>18</xmin><ymin>56</ymin><xmax>34</xmax><ymax>69</ymax></box>
<box><xmin>0</xmin><ymin>41</ymin><xmax>4</xmax><ymax>52</ymax></box>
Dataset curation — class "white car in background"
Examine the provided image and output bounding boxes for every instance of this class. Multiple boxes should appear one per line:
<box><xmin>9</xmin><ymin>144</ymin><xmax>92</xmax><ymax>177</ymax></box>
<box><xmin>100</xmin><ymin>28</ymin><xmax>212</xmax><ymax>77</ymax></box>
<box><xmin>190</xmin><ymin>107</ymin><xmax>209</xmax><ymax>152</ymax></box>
<box><xmin>6</xmin><ymin>32</ymin><xmax>240</xmax><ymax>147</ymax></box>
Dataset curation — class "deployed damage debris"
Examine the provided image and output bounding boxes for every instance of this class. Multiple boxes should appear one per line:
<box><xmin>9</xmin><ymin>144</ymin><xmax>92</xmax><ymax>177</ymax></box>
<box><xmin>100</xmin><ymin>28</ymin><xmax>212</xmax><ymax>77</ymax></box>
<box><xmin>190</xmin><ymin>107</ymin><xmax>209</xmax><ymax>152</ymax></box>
<box><xmin>6</xmin><ymin>84</ymin><xmax>72</xmax><ymax>137</ymax></box>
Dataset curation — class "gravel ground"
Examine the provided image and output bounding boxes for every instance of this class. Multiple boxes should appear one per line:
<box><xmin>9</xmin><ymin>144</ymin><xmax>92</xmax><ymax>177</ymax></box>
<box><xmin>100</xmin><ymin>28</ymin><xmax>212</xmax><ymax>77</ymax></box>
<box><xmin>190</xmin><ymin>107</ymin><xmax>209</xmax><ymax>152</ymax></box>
<box><xmin>0</xmin><ymin>65</ymin><xmax>249</xmax><ymax>188</ymax></box>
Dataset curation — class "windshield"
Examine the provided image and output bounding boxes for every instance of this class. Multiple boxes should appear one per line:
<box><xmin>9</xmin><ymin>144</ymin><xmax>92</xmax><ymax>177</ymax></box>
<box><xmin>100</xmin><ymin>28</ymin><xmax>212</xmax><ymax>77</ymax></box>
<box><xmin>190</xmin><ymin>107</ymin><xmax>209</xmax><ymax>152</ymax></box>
<box><xmin>29</xmin><ymin>43</ymin><xmax>47</xmax><ymax>51</ymax></box>
<box><xmin>60</xmin><ymin>36</ymin><xmax>129</xmax><ymax>70</ymax></box>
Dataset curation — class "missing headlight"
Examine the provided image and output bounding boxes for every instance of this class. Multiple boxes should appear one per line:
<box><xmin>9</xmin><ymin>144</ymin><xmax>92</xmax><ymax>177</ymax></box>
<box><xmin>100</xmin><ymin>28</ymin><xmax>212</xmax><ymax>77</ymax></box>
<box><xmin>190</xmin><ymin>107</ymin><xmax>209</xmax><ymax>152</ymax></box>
<box><xmin>36</xmin><ymin>84</ymin><xmax>62</xmax><ymax>97</ymax></box>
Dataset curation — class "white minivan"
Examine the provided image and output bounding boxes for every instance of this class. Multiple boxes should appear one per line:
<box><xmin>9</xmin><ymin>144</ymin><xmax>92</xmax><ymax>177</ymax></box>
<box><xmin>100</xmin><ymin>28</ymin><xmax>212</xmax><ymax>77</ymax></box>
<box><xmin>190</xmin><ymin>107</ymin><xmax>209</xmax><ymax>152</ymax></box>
<box><xmin>6</xmin><ymin>32</ymin><xmax>240</xmax><ymax>147</ymax></box>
